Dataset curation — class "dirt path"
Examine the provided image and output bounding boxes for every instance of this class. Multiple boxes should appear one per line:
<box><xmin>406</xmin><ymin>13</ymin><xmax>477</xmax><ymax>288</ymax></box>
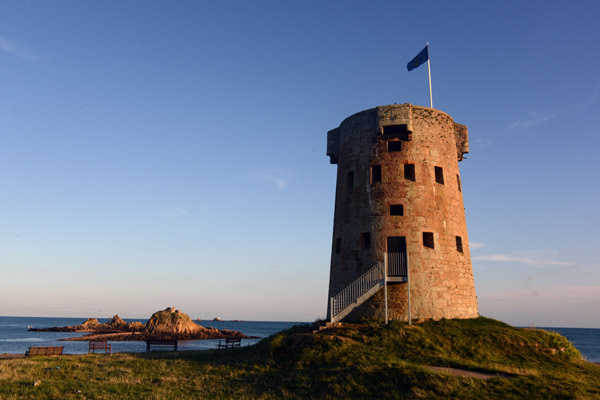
<box><xmin>426</xmin><ymin>365</ymin><xmax>510</xmax><ymax>380</ymax></box>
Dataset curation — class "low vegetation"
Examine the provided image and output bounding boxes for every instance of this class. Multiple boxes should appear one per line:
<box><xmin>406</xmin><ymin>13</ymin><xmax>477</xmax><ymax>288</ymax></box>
<box><xmin>1</xmin><ymin>317</ymin><xmax>598</xmax><ymax>399</ymax></box>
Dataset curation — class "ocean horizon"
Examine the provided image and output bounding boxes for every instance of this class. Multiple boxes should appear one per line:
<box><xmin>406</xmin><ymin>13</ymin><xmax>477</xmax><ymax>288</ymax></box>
<box><xmin>1</xmin><ymin>316</ymin><xmax>599</xmax><ymax>363</ymax></box>
<box><xmin>0</xmin><ymin>316</ymin><xmax>306</xmax><ymax>356</ymax></box>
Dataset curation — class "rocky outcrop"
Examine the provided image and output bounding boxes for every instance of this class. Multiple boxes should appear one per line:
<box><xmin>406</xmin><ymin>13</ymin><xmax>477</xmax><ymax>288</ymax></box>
<box><xmin>144</xmin><ymin>307</ymin><xmax>201</xmax><ymax>336</ymax></box>
<box><xmin>30</xmin><ymin>315</ymin><xmax>142</xmax><ymax>333</ymax></box>
<box><xmin>30</xmin><ymin>307</ymin><xmax>257</xmax><ymax>342</ymax></box>
<box><xmin>81</xmin><ymin>318</ymin><xmax>101</xmax><ymax>329</ymax></box>
<box><xmin>142</xmin><ymin>307</ymin><xmax>247</xmax><ymax>340</ymax></box>
<box><xmin>106</xmin><ymin>315</ymin><xmax>128</xmax><ymax>329</ymax></box>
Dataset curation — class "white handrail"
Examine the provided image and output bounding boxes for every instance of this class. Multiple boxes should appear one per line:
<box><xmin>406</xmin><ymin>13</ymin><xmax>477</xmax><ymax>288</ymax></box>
<box><xmin>330</xmin><ymin>262</ymin><xmax>384</xmax><ymax>321</ymax></box>
<box><xmin>387</xmin><ymin>252</ymin><xmax>407</xmax><ymax>276</ymax></box>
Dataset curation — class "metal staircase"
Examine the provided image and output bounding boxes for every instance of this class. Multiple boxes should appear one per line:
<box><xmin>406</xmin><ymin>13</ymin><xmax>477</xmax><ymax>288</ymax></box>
<box><xmin>329</xmin><ymin>262</ymin><xmax>385</xmax><ymax>323</ymax></box>
<box><xmin>329</xmin><ymin>252</ymin><xmax>410</xmax><ymax>324</ymax></box>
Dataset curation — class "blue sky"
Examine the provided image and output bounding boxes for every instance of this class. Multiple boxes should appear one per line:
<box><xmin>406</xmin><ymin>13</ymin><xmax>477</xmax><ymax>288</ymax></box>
<box><xmin>1</xmin><ymin>1</ymin><xmax>599</xmax><ymax>327</ymax></box>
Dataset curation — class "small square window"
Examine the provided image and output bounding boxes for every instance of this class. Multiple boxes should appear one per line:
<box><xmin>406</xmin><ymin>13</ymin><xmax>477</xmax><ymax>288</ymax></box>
<box><xmin>404</xmin><ymin>164</ymin><xmax>415</xmax><ymax>181</ymax></box>
<box><xmin>360</xmin><ymin>233</ymin><xmax>371</xmax><ymax>250</ymax></box>
<box><xmin>347</xmin><ymin>171</ymin><xmax>354</xmax><ymax>189</ymax></box>
<box><xmin>387</xmin><ymin>141</ymin><xmax>402</xmax><ymax>152</ymax></box>
<box><xmin>457</xmin><ymin>174</ymin><xmax>462</xmax><ymax>192</ymax></box>
<box><xmin>390</xmin><ymin>205</ymin><xmax>404</xmax><ymax>216</ymax></box>
<box><xmin>435</xmin><ymin>166</ymin><xmax>444</xmax><ymax>185</ymax></box>
<box><xmin>371</xmin><ymin>165</ymin><xmax>382</xmax><ymax>184</ymax></box>
<box><xmin>456</xmin><ymin>236</ymin><xmax>463</xmax><ymax>253</ymax></box>
<box><xmin>423</xmin><ymin>232</ymin><xmax>434</xmax><ymax>249</ymax></box>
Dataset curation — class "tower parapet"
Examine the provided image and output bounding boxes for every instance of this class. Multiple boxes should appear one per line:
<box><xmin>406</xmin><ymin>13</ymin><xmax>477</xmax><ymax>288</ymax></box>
<box><xmin>327</xmin><ymin>104</ymin><xmax>478</xmax><ymax>322</ymax></box>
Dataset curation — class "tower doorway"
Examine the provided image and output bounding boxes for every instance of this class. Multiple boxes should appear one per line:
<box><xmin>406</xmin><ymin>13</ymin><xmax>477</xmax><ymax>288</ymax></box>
<box><xmin>387</xmin><ymin>237</ymin><xmax>407</xmax><ymax>277</ymax></box>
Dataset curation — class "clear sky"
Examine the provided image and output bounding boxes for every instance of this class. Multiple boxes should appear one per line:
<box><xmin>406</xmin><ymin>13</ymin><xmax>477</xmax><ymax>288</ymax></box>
<box><xmin>1</xmin><ymin>1</ymin><xmax>599</xmax><ymax>327</ymax></box>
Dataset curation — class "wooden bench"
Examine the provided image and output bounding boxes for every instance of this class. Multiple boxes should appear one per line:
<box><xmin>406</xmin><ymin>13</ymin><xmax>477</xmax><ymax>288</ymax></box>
<box><xmin>217</xmin><ymin>336</ymin><xmax>242</xmax><ymax>350</ymax></box>
<box><xmin>25</xmin><ymin>346</ymin><xmax>63</xmax><ymax>357</ymax></box>
<box><xmin>89</xmin><ymin>340</ymin><xmax>112</xmax><ymax>354</ymax></box>
<box><xmin>146</xmin><ymin>340</ymin><xmax>178</xmax><ymax>352</ymax></box>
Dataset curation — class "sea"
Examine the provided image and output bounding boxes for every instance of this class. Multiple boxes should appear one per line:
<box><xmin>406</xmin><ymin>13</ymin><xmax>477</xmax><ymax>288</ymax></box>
<box><xmin>537</xmin><ymin>327</ymin><xmax>600</xmax><ymax>363</ymax></box>
<box><xmin>1</xmin><ymin>317</ymin><xmax>599</xmax><ymax>363</ymax></box>
<box><xmin>0</xmin><ymin>317</ymin><xmax>305</xmax><ymax>355</ymax></box>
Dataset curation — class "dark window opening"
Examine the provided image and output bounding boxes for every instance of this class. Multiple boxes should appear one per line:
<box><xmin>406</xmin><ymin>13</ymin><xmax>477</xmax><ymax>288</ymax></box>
<box><xmin>456</xmin><ymin>236</ymin><xmax>463</xmax><ymax>253</ymax></box>
<box><xmin>457</xmin><ymin>174</ymin><xmax>462</xmax><ymax>192</ymax></box>
<box><xmin>390</xmin><ymin>204</ymin><xmax>404</xmax><ymax>216</ymax></box>
<box><xmin>404</xmin><ymin>164</ymin><xmax>415</xmax><ymax>181</ymax></box>
<box><xmin>335</xmin><ymin>238</ymin><xmax>341</xmax><ymax>254</ymax></box>
<box><xmin>371</xmin><ymin>165</ymin><xmax>382</xmax><ymax>184</ymax></box>
<box><xmin>382</xmin><ymin>124</ymin><xmax>410</xmax><ymax>140</ymax></box>
<box><xmin>423</xmin><ymin>232</ymin><xmax>435</xmax><ymax>249</ymax></box>
<box><xmin>435</xmin><ymin>166</ymin><xmax>444</xmax><ymax>185</ymax></box>
<box><xmin>387</xmin><ymin>141</ymin><xmax>402</xmax><ymax>152</ymax></box>
<box><xmin>360</xmin><ymin>233</ymin><xmax>371</xmax><ymax>250</ymax></box>
<box><xmin>347</xmin><ymin>171</ymin><xmax>354</xmax><ymax>189</ymax></box>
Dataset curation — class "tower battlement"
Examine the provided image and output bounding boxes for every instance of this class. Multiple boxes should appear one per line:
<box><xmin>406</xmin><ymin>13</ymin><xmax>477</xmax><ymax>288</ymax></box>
<box><xmin>326</xmin><ymin>104</ymin><xmax>478</xmax><ymax>322</ymax></box>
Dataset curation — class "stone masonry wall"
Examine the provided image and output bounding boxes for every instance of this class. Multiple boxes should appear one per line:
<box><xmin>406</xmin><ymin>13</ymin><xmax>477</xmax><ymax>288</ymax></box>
<box><xmin>327</xmin><ymin>104</ymin><xmax>478</xmax><ymax>322</ymax></box>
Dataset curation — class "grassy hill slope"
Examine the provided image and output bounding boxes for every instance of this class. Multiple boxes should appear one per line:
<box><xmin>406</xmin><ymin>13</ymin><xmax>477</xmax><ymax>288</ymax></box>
<box><xmin>1</xmin><ymin>317</ymin><xmax>598</xmax><ymax>399</ymax></box>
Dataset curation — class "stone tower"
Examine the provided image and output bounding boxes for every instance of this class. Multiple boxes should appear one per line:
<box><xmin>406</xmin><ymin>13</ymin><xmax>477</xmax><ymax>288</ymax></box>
<box><xmin>326</xmin><ymin>104</ymin><xmax>478</xmax><ymax>322</ymax></box>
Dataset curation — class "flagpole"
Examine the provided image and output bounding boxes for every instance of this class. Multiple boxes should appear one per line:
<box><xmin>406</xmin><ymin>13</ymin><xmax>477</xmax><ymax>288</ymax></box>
<box><xmin>427</xmin><ymin>42</ymin><xmax>433</xmax><ymax>108</ymax></box>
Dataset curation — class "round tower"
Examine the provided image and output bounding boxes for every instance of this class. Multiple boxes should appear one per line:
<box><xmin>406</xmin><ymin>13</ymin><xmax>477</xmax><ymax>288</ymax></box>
<box><xmin>326</xmin><ymin>104</ymin><xmax>478</xmax><ymax>322</ymax></box>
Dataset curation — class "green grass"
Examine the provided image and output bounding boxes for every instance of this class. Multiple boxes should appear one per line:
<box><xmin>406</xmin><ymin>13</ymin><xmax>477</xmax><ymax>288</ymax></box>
<box><xmin>1</xmin><ymin>317</ymin><xmax>598</xmax><ymax>399</ymax></box>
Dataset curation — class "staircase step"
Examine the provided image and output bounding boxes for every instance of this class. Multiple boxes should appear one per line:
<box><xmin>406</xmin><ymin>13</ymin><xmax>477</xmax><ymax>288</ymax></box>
<box><xmin>313</xmin><ymin>322</ymin><xmax>343</xmax><ymax>333</ymax></box>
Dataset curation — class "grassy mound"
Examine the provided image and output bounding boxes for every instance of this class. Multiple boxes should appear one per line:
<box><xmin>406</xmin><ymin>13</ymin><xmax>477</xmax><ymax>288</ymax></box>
<box><xmin>1</xmin><ymin>317</ymin><xmax>598</xmax><ymax>399</ymax></box>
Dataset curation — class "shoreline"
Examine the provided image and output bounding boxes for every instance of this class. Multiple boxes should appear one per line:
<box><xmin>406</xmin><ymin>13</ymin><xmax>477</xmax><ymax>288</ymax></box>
<box><xmin>59</xmin><ymin>331</ymin><xmax>260</xmax><ymax>342</ymax></box>
<box><xmin>27</xmin><ymin>309</ymin><xmax>255</xmax><ymax>342</ymax></box>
